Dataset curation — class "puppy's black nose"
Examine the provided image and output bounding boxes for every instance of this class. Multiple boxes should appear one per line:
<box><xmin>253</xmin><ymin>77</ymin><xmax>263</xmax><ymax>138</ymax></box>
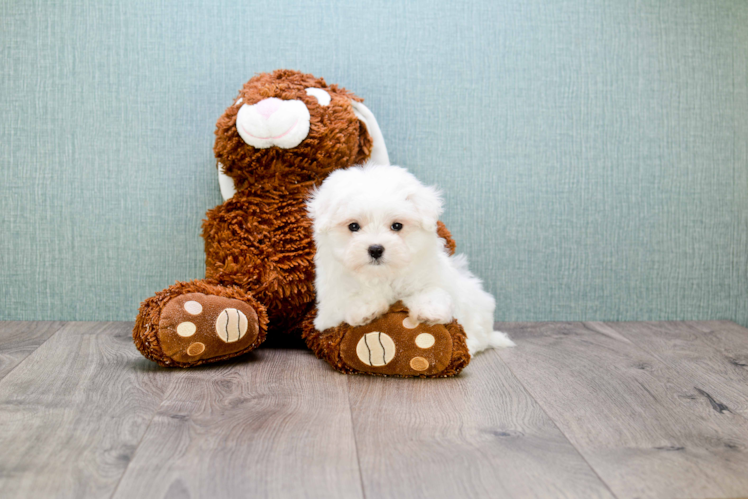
<box><xmin>368</xmin><ymin>244</ymin><xmax>385</xmax><ymax>259</ymax></box>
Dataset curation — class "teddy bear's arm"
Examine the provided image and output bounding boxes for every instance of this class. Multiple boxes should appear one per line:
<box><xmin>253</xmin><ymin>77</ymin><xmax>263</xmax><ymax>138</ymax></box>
<box><xmin>436</xmin><ymin>221</ymin><xmax>456</xmax><ymax>255</ymax></box>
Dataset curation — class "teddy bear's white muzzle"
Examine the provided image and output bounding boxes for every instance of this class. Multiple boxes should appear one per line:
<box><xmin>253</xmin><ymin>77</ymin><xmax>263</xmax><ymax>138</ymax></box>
<box><xmin>236</xmin><ymin>98</ymin><xmax>310</xmax><ymax>149</ymax></box>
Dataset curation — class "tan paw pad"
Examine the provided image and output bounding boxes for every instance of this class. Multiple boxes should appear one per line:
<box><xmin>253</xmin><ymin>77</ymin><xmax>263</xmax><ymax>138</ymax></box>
<box><xmin>187</xmin><ymin>342</ymin><xmax>205</xmax><ymax>356</ymax></box>
<box><xmin>415</xmin><ymin>333</ymin><xmax>435</xmax><ymax>348</ymax></box>
<box><xmin>356</xmin><ymin>332</ymin><xmax>396</xmax><ymax>366</ymax></box>
<box><xmin>410</xmin><ymin>356</ymin><xmax>429</xmax><ymax>371</ymax></box>
<box><xmin>215</xmin><ymin>308</ymin><xmax>248</xmax><ymax>343</ymax></box>
<box><xmin>176</xmin><ymin>322</ymin><xmax>197</xmax><ymax>337</ymax></box>
<box><xmin>402</xmin><ymin>317</ymin><xmax>419</xmax><ymax>329</ymax></box>
<box><xmin>183</xmin><ymin>300</ymin><xmax>203</xmax><ymax>315</ymax></box>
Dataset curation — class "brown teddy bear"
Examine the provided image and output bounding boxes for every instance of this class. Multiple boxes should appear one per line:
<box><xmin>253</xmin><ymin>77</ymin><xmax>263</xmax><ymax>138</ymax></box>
<box><xmin>133</xmin><ymin>69</ymin><xmax>470</xmax><ymax>377</ymax></box>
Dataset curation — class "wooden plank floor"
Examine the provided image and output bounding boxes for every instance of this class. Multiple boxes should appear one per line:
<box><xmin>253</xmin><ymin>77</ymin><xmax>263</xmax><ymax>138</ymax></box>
<box><xmin>0</xmin><ymin>320</ymin><xmax>747</xmax><ymax>498</ymax></box>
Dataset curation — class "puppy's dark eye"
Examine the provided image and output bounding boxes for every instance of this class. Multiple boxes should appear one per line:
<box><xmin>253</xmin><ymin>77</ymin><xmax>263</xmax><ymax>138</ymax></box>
<box><xmin>391</xmin><ymin>222</ymin><xmax>403</xmax><ymax>231</ymax></box>
<box><xmin>348</xmin><ymin>222</ymin><xmax>360</xmax><ymax>232</ymax></box>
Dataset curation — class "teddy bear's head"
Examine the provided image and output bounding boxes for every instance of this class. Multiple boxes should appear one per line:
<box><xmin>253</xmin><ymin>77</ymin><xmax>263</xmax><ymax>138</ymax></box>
<box><xmin>214</xmin><ymin>69</ymin><xmax>388</xmax><ymax>194</ymax></box>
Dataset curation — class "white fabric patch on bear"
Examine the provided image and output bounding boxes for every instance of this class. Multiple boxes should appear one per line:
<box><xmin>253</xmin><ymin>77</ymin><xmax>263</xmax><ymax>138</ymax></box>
<box><xmin>236</xmin><ymin>99</ymin><xmax>310</xmax><ymax>149</ymax></box>
<box><xmin>305</xmin><ymin>87</ymin><xmax>331</xmax><ymax>106</ymax></box>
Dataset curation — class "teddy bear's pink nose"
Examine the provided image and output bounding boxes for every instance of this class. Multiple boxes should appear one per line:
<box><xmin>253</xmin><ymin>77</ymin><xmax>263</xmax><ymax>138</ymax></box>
<box><xmin>254</xmin><ymin>98</ymin><xmax>282</xmax><ymax>119</ymax></box>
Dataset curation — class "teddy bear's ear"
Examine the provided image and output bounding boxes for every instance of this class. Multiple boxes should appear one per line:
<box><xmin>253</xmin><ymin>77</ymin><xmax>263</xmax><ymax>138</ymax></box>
<box><xmin>217</xmin><ymin>162</ymin><xmax>236</xmax><ymax>200</ymax></box>
<box><xmin>351</xmin><ymin>100</ymin><xmax>390</xmax><ymax>166</ymax></box>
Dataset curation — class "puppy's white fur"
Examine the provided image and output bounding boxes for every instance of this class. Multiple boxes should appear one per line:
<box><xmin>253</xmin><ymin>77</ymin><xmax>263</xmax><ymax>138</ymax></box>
<box><xmin>307</xmin><ymin>163</ymin><xmax>514</xmax><ymax>354</ymax></box>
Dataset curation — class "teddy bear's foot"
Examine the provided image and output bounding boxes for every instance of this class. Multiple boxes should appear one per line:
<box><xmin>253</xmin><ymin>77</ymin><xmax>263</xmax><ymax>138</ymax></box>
<box><xmin>340</xmin><ymin>316</ymin><xmax>459</xmax><ymax>376</ymax></box>
<box><xmin>156</xmin><ymin>293</ymin><xmax>261</xmax><ymax>364</ymax></box>
<box><xmin>302</xmin><ymin>302</ymin><xmax>470</xmax><ymax>378</ymax></box>
<box><xmin>134</xmin><ymin>280</ymin><xmax>268</xmax><ymax>368</ymax></box>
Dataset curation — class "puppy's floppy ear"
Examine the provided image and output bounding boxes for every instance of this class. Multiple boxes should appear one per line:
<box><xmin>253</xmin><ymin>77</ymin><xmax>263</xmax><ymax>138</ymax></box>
<box><xmin>351</xmin><ymin>100</ymin><xmax>390</xmax><ymax>166</ymax></box>
<box><xmin>306</xmin><ymin>187</ymin><xmax>335</xmax><ymax>234</ymax></box>
<box><xmin>407</xmin><ymin>185</ymin><xmax>443</xmax><ymax>233</ymax></box>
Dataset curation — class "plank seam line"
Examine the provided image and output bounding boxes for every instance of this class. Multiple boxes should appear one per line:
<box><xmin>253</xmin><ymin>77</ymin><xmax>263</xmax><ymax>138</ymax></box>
<box><xmin>110</xmin><ymin>321</ymin><xmax>170</xmax><ymax>498</ymax></box>
<box><xmin>0</xmin><ymin>322</ymin><xmax>67</xmax><ymax>385</ymax></box>
<box><xmin>493</xmin><ymin>337</ymin><xmax>618</xmax><ymax>499</ymax></box>
<box><xmin>109</xmin><ymin>392</ymin><xmax>164</xmax><ymax>498</ymax></box>
<box><xmin>345</xmin><ymin>376</ymin><xmax>367</xmax><ymax>499</ymax></box>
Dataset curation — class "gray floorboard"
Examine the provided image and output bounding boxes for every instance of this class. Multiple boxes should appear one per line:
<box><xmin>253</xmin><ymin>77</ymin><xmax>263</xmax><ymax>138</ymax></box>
<box><xmin>0</xmin><ymin>321</ymin><xmax>64</xmax><ymax>381</ymax></box>
<box><xmin>347</xmin><ymin>349</ymin><xmax>613</xmax><ymax>498</ymax></box>
<box><xmin>688</xmin><ymin>320</ymin><xmax>748</xmax><ymax>385</ymax></box>
<box><xmin>498</xmin><ymin>321</ymin><xmax>748</xmax><ymax>498</ymax></box>
<box><xmin>599</xmin><ymin>321</ymin><xmax>748</xmax><ymax>417</ymax></box>
<box><xmin>1</xmin><ymin>320</ymin><xmax>748</xmax><ymax>498</ymax></box>
<box><xmin>113</xmin><ymin>349</ymin><xmax>363</xmax><ymax>499</ymax></box>
<box><xmin>0</xmin><ymin>322</ymin><xmax>169</xmax><ymax>498</ymax></box>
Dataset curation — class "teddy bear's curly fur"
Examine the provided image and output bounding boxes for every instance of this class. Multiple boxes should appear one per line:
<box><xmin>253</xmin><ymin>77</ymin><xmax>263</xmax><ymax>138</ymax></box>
<box><xmin>133</xmin><ymin>70</ymin><xmax>468</xmax><ymax>376</ymax></box>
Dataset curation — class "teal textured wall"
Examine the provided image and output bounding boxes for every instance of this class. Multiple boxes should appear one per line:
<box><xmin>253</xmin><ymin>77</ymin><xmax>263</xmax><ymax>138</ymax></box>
<box><xmin>1</xmin><ymin>0</ymin><xmax>747</xmax><ymax>324</ymax></box>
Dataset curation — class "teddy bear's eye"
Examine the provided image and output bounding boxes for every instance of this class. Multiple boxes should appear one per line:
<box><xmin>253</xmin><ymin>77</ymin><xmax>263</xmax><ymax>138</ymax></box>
<box><xmin>348</xmin><ymin>222</ymin><xmax>360</xmax><ymax>232</ymax></box>
<box><xmin>391</xmin><ymin>222</ymin><xmax>403</xmax><ymax>231</ymax></box>
<box><xmin>305</xmin><ymin>88</ymin><xmax>331</xmax><ymax>106</ymax></box>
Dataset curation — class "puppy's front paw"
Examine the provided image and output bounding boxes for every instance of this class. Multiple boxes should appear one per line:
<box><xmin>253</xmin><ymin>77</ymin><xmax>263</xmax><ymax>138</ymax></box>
<box><xmin>405</xmin><ymin>289</ymin><xmax>454</xmax><ymax>325</ymax></box>
<box><xmin>345</xmin><ymin>299</ymin><xmax>390</xmax><ymax>326</ymax></box>
<box><xmin>409</xmin><ymin>306</ymin><xmax>453</xmax><ymax>325</ymax></box>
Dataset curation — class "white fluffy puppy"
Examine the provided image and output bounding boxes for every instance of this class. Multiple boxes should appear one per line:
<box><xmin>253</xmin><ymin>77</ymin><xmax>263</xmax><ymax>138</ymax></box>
<box><xmin>307</xmin><ymin>163</ymin><xmax>514</xmax><ymax>354</ymax></box>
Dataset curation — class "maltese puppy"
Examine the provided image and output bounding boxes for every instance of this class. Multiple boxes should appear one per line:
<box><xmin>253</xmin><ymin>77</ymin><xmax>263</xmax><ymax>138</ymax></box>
<box><xmin>307</xmin><ymin>163</ymin><xmax>514</xmax><ymax>354</ymax></box>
